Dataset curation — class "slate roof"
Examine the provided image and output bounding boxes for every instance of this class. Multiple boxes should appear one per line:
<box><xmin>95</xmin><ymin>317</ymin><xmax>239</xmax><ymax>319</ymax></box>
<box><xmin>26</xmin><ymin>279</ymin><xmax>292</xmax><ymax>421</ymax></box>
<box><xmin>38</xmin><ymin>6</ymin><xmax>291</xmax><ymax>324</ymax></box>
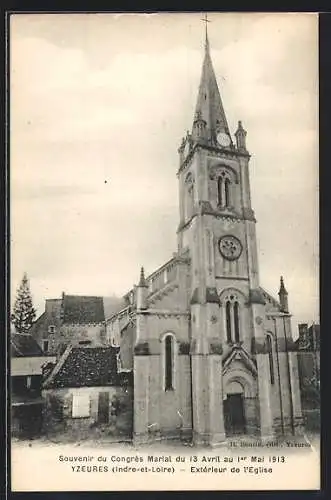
<box><xmin>63</xmin><ymin>295</ymin><xmax>105</xmax><ymax>324</ymax></box>
<box><xmin>43</xmin><ymin>345</ymin><xmax>129</xmax><ymax>389</ymax></box>
<box><xmin>11</xmin><ymin>334</ymin><xmax>44</xmax><ymax>357</ymax></box>
<box><xmin>259</xmin><ymin>287</ymin><xmax>280</xmax><ymax>308</ymax></box>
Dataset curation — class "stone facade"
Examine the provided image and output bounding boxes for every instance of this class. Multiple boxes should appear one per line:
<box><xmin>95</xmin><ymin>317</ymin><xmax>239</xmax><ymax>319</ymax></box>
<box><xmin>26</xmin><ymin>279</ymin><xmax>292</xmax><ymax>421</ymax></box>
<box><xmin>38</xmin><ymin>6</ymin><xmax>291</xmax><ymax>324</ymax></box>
<box><xmin>42</xmin><ymin>344</ymin><xmax>133</xmax><ymax>441</ymax></box>
<box><xmin>106</xmin><ymin>31</ymin><xmax>304</xmax><ymax>445</ymax></box>
<box><xmin>42</xmin><ymin>386</ymin><xmax>133</xmax><ymax>442</ymax></box>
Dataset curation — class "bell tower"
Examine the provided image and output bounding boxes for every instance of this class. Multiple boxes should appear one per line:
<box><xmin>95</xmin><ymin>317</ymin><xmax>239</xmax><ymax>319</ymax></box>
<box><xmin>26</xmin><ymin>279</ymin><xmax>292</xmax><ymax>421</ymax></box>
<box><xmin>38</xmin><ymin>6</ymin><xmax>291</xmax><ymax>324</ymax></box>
<box><xmin>177</xmin><ymin>20</ymin><xmax>260</xmax><ymax>299</ymax></box>
<box><xmin>176</xmin><ymin>17</ymin><xmax>267</xmax><ymax>445</ymax></box>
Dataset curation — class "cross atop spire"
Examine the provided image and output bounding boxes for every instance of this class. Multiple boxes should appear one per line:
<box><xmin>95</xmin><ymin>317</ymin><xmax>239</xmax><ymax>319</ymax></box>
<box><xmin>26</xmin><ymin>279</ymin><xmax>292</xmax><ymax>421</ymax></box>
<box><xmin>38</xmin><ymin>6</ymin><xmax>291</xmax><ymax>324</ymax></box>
<box><xmin>201</xmin><ymin>13</ymin><xmax>210</xmax><ymax>50</ymax></box>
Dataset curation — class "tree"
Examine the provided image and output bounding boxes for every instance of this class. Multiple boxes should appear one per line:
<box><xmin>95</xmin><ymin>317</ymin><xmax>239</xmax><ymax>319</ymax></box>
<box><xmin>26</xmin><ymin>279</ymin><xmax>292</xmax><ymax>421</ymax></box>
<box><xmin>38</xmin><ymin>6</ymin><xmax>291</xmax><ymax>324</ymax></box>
<box><xmin>11</xmin><ymin>273</ymin><xmax>36</xmax><ymax>334</ymax></box>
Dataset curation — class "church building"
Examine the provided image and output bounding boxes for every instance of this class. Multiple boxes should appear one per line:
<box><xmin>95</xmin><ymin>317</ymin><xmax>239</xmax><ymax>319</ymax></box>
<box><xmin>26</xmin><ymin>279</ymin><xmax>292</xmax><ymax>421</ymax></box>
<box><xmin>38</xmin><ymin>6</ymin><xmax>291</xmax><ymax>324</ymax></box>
<box><xmin>106</xmin><ymin>26</ymin><xmax>304</xmax><ymax>446</ymax></box>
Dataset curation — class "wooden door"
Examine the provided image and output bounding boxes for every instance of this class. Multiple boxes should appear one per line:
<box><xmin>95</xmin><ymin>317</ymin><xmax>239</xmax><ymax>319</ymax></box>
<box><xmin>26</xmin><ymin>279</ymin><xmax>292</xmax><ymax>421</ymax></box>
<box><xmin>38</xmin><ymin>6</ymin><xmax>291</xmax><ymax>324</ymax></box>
<box><xmin>98</xmin><ymin>392</ymin><xmax>110</xmax><ymax>424</ymax></box>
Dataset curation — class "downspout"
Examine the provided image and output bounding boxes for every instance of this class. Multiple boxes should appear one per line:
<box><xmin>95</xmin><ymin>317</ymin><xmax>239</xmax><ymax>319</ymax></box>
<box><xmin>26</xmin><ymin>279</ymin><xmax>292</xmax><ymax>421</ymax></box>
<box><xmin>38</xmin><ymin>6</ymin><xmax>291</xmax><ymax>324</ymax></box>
<box><xmin>273</xmin><ymin>317</ymin><xmax>285</xmax><ymax>435</ymax></box>
<box><xmin>283</xmin><ymin>315</ymin><xmax>295</xmax><ymax>435</ymax></box>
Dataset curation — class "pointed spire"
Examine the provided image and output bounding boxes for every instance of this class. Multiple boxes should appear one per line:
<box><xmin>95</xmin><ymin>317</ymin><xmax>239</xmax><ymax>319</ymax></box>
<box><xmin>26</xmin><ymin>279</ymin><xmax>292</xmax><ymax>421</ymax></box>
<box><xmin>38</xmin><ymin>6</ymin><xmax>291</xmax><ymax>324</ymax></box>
<box><xmin>137</xmin><ymin>267</ymin><xmax>148</xmax><ymax>310</ymax></box>
<box><xmin>139</xmin><ymin>266</ymin><xmax>148</xmax><ymax>288</ymax></box>
<box><xmin>279</xmin><ymin>276</ymin><xmax>288</xmax><ymax>295</ymax></box>
<box><xmin>192</xmin><ymin>18</ymin><xmax>231</xmax><ymax>146</ymax></box>
<box><xmin>278</xmin><ymin>276</ymin><xmax>289</xmax><ymax>313</ymax></box>
<box><xmin>235</xmin><ymin>120</ymin><xmax>247</xmax><ymax>151</ymax></box>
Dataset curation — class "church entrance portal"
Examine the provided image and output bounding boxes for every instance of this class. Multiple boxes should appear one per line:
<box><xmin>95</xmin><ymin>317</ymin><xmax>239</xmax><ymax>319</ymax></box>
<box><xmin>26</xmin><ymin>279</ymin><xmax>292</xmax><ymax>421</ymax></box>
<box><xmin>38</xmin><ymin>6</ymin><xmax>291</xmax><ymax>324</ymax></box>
<box><xmin>224</xmin><ymin>393</ymin><xmax>246</xmax><ymax>436</ymax></box>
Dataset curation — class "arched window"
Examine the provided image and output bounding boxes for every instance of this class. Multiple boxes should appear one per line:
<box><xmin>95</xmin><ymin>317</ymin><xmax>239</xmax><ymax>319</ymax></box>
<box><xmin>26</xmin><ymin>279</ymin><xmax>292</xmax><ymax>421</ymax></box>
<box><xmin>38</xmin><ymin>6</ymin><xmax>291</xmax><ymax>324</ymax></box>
<box><xmin>223</xmin><ymin>292</ymin><xmax>242</xmax><ymax>344</ymax></box>
<box><xmin>217</xmin><ymin>171</ymin><xmax>232</xmax><ymax>208</ymax></box>
<box><xmin>187</xmin><ymin>184</ymin><xmax>194</xmax><ymax>218</ymax></box>
<box><xmin>185</xmin><ymin>172</ymin><xmax>195</xmax><ymax>220</ymax></box>
<box><xmin>233</xmin><ymin>301</ymin><xmax>240</xmax><ymax>343</ymax></box>
<box><xmin>224</xmin><ymin>178</ymin><xmax>231</xmax><ymax>207</ymax></box>
<box><xmin>164</xmin><ymin>335</ymin><xmax>174</xmax><ymax>391</ymax></box>
<box><xmin>266</xmin><ymin>334</ymin><xmax>275</xmax><ymax>385</ymax></box>
<box><xmin>217</xmin><ymin>177</ymin><xmax>223</xmax><ymax>206</ymax></box>
<box><xmin>226</xmin><ymin>301</ymin><xmax>232</xmax><ymax>343</ymax></box>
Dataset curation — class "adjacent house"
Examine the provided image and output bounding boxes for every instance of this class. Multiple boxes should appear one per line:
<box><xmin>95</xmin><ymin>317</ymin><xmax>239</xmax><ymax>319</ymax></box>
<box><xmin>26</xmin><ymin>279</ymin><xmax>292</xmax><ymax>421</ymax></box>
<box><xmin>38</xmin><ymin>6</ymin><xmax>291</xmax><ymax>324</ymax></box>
<box><xmin>11</xmin><ymin>333</ymin><xmax>55</xmax><ymax>438</ymax></box>
<box><xmin>42</xmin><ymin>341</ymin><xmax>133</xmax><ymax>442</ymax></box>
<box><xmin>29</xmin><ymin>293</ymin><xmax>110</xmax><ymax>356</ymax></box>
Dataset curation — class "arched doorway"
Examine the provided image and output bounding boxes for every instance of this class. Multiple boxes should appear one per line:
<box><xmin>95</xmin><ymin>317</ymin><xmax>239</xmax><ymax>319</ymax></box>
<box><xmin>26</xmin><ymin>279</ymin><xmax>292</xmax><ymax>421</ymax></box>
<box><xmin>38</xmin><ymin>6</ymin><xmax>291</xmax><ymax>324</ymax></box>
<box><xmin>224</xmin><ymin>380</ymin><xmax>246</xmax><ymax>436</ymax></box>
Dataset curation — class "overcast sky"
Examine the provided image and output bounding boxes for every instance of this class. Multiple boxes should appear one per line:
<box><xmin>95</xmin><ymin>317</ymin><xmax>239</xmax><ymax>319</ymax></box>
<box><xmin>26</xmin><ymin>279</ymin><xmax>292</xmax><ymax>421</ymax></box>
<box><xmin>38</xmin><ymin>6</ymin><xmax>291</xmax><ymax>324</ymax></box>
<box><xmin>10</xmin><ymin>13</ymin><xmax>319</xmax><ymax>335</ymax></box>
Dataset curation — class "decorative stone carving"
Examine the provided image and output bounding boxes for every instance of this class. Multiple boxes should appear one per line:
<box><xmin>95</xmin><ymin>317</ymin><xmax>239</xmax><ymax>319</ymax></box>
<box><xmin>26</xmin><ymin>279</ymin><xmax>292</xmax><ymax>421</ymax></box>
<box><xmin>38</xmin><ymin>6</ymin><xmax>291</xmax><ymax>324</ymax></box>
<box><xmin>242</xmin><ymin>207</ymin><xmax>256</xmax><ymax>222</ymax></box>
<box><xmin>208</xmin><ymin>163</ymin><xmax>239</xmax><ymax>184</ymax></box>
<box><xmin>255</xmin><ymin>316</ymin><xmax>263</xmax><ymax>326</ymax></box>
<box><xmin>206</xmin><ymin>287</ymin><xmax>220</xmax><ymax>304</ymax></box>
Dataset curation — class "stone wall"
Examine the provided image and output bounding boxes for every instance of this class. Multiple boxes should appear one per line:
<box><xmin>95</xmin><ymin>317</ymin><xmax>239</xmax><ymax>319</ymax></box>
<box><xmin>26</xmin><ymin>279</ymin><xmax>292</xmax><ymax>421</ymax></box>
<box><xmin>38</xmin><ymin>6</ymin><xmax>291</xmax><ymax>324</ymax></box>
<box><xmin>12</xmin><ymin>404</ymin><xmax>43</xmax><ymax>439</ymax></box>
<box><xmin>42</xmin><ymin>385</ymin><xmax>133</xmax><ymax>442</ymax></box>
<box><xmin>244</xmin><ymin>397</ymin><xmax>259</xmax><ymax>435</ymax></box>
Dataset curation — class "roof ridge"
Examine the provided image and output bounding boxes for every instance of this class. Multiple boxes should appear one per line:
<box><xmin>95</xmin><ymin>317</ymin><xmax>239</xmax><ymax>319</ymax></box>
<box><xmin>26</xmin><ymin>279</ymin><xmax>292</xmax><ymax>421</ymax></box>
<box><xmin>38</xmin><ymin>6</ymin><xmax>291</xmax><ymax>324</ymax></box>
<box><xmin>64</xmin><ymin>294</ymin><xmax>104</xmax><ymax>299</ymax></box>
<box><xmin>259</xmin><ymin>286</ymin><xmax>280</xmax><ymax>306</ymax></box>
<box><xmin>11</xmin><ymin>337</ymin><xmax>25</xmax><ymax>357</ymax></box>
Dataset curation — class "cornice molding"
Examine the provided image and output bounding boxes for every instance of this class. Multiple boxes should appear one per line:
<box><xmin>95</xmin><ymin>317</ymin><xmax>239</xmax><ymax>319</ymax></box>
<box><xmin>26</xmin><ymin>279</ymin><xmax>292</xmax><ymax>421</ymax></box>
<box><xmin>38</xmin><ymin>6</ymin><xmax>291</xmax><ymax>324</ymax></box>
<box><xmin>177</xmin><ymin>143</ymin><xmax>250</xmax><ymax>176</ymax></box>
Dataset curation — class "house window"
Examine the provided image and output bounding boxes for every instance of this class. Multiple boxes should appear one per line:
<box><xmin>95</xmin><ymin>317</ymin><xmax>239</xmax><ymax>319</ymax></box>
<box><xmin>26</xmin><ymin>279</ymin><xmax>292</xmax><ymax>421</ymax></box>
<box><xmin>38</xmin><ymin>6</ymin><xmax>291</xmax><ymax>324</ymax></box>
<box><xmin>164</xmin><ymin>334</ymin><xmax>174</xmax><ymax>391</ymax></box>
<box><xmin>42</xmin><ymin>339</ymin><xmax>49</xmax><ymax>353</ymax></box>
<box><xmin>266</xmin><ymin>335</ymin><xmax>275</xmax><ymax>385</ymax></box>
<box><xmin>48</xmin><ymin>325</ymin><xmax>56</xmax><ymax>334</ymax></box>
<box><xmin>72</xmin><ymin>393</ymin><xmax>90</xmax><ymax>418</ymax></box>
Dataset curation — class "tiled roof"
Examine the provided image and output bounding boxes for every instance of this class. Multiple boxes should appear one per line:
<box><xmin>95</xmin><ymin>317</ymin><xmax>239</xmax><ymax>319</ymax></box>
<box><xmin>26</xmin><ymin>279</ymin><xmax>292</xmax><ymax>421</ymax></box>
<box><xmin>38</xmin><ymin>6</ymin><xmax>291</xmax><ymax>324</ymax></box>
<box><xmin>259</xmin><ymin>287</ymin><xmax>280</xmax><ymax>308</ymax></box>
<box><xmin>11</xmin><ymin>334</ymin><xmax>43</xmax><ymax>357</ymax></box>
<box><xmin>63</xmin><ymin>295</ymin><xmax>105</xmax><ymax>324</ymax></box>
<box><xmin>43</xmin><ymin>345</ymin><xmax>128</xmax><ymax>389</ymax></box>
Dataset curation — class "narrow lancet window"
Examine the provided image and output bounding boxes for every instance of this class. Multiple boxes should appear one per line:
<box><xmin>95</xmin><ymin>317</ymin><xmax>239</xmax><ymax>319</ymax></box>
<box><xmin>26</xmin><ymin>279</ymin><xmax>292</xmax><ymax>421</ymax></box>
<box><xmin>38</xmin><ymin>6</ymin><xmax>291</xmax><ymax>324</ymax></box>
<box><xmin>226</xmin><ymin>301</ymin><xmax>232</xmax><ymax>343</ymax></box>
<box><xmin>224</xmin><ymin>178</ymin><xmax>231</xmax><ymax>207</ymax></box>
<box><xmin>218</xmin><ymin>177</ymin><xmax>223</xmax><ymax>206</ymax></box>
<box><xmin>233</xmin><ymin>301</ymin><xmax>240</xmax><ymax>342</ymax></box>
<box><xmin>266</xmin><ymin>335</ymin><xmax>275</xmax><ymax>385</ymax></box>
<box><xmin>165</xmin><ymin>335</ymin><xmax>173</xmax><ymax>391</ymax></box>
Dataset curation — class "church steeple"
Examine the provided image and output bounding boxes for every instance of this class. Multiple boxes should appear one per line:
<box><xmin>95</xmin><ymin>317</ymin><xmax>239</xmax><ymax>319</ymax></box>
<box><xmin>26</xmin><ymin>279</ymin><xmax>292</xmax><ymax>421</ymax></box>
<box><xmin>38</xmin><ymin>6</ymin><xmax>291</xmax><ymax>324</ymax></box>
<box><xmin>192</xmin><ymin>19</ymin><xmax>232</xmax><ymax>147</ymax></box>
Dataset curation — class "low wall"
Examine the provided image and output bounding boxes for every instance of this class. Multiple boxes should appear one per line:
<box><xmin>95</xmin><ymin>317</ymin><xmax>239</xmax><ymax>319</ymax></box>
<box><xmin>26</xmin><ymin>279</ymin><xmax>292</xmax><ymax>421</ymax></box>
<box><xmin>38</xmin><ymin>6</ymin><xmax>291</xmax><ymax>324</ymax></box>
<box><xmin>42</xmin><ymin>385</ymin><xmax>133</xmax><ymax>442</ymax></box>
